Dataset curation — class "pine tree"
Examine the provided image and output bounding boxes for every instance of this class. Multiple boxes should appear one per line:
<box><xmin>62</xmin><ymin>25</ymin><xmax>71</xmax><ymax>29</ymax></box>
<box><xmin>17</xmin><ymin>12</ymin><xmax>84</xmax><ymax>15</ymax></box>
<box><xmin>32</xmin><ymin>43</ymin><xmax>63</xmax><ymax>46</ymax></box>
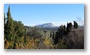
<box><xmin>50</xmin><ymin>31</ymin><xmax>52</xmax><ymax>37</ymax></box>
<box><xmin>54</xmin><ymin>25</ymin><xmax>65</xmax><ymax>44</ymax></box>
<box><xmin>52</xmin><ymin>31</ymin><xmax>54</xmax><ymax>40</ymax></box>
<box><xmin>4</xmin><ymin>13</ymin><xmax>6</xmax><ymax>40</ymax></box>
<box><xmin>67</xmin><ymin>22</ymin><xmax>72</xmax><ymax>33</ymax></box>
<box><xmin>73</xmin><ymin>21</ymin><xmax>78</xmax><ymax>29</ymax></box>
<box><xmin>4</xmin><ymin>13</ymin><xmax>6</xmax><ymax>25</ymax></box>
<box><xmin>4</xmin><ymin>6</ymin><xmax>26</xmax><ymax>49</ymax></box>
<box><xmin>4</xmin><ymin>13</ymin><xmax>6</xmax><ymax>33</ymax></box>
<box><xmin>6</xmin><ymin>6</ymin><xmax>15</xmax><ymax>41</ymax></box>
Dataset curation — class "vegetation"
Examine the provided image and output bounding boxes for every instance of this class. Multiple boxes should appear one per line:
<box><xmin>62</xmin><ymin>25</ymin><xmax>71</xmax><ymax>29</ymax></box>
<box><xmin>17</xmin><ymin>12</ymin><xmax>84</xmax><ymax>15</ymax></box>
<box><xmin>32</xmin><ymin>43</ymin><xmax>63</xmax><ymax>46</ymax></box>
<box><xmin>4</xmin><ymin>6</ymin><xmax>84</xmax><ymax>49</ymax></box>
<box><xmin>74</xmin><ymin>21</ymin><xmax>78</xmax><ymax>29</ymax></box>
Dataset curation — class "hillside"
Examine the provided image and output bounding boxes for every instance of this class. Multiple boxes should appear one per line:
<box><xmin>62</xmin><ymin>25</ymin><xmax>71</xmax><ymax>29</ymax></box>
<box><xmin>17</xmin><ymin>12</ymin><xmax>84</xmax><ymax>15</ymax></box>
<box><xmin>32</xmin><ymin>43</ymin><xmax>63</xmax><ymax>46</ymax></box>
<box><xmin>63</xmin><ymin>29</ymin><xmax>84</xmax><ymax>49</ymax></box>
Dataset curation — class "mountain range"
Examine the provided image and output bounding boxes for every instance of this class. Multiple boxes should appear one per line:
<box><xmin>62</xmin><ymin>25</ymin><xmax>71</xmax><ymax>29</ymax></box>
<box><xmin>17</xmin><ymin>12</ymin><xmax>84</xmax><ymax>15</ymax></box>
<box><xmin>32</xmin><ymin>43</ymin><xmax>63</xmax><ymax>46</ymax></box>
<box><xmin>25</xmin><ymin>23</ymin><xmax>84</xmax><ymax>31</ymax></box>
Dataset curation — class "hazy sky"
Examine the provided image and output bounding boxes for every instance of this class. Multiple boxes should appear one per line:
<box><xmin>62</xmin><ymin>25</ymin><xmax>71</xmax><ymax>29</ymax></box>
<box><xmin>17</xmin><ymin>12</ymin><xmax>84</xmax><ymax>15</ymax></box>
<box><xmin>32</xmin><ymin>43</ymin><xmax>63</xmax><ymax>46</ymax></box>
<box><xmin>4</xmin><ymin>4</ymin><xmax>84</xmax><ymax>26</ymax></box>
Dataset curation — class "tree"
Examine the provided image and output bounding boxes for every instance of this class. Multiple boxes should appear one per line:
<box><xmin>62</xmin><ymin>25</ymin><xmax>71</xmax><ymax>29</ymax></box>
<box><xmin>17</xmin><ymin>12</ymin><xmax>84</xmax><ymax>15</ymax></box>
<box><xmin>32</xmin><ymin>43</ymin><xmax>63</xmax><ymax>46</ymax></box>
<box><xmin>4</xmin><ymin>6</ymin><xmax>26</xmax><ymax>49</ymax></box>
<box><xmin>52</xmin><ymin>31</ymin><xmax>55</xmax><ymax>40</ymax></box>
<box><xmin>63</xmin><ymin>25</ymin><xmax>66</xmax><ymax>35</ymax></box>
<box><xmin>4</xmin><ymin>13</ymin><xmax>6</xmax><ymax>25</ymax></box>
<box><xmin>5</xmin><ymin>6</ymin><xmax>15</xmax><ymax>41</ymax></box>
<box><xmin>14</xmin><ymin>21</ymin><xmax>25</xmax><ymax>36</ymax></box>
<box><xmin>69</xmin><ymin>22</ymin><xmax>72</xmax><ymax>28</ymax></box>
<box><xmin>73</xmin><ymin>21</ymin><xmax>78</xmax><ymax>29</ymax></box>
<box><xmin>4</xmin><ymin>13</ymin><xmax>6</xmax><ymax>36</ymax></box>
<box><xmin>67</xmin><ymin>22</ymin><xmax>72</xmax><ymax>33</ymax></box>
<box><xmin>54</xmin><ymin>25</ymin><xmax>65</xmax><ymax>44</ymax></box>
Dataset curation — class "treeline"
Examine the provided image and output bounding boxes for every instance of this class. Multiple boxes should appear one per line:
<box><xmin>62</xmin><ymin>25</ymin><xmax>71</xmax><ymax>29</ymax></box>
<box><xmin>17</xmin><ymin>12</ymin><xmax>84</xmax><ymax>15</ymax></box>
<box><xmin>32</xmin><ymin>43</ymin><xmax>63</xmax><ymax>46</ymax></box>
<box><xmin>4</xmin><ymin>6</ymin><xmax>53</xmax><ymax>49</ymax></box>
<box><xmin>50</xmin><ymin>21</ymin><xmax>80</xmax><ymax>49</ymax></box>
<box><xmin>4</xmin><ymin>6</ymin><xmax>26</xmax><ymax>49</ymax></box>
<box><xmin>4</xmin><ymin>6</ymin><xmax>83</xmax><ymax>49</ymax></box>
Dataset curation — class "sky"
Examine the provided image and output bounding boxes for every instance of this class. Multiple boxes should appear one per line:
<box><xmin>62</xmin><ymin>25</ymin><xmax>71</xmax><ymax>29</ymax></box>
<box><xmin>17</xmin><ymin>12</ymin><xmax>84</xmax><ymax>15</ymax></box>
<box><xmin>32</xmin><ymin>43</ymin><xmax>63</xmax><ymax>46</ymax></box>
<box><xmin>4</xmin><ymin>4</ymin><xmax>84</xmax><ymax>26</ymax></box>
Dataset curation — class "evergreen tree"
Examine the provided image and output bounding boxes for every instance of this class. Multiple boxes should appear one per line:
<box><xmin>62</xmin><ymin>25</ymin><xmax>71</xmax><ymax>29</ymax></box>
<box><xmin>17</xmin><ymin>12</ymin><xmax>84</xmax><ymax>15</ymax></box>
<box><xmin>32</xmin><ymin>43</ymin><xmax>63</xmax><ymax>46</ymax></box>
<box><xmin>4</xmin><ymin>13</ymin><xmax>6</xmax><ymax>32</ymax></box>
<box><xmin>52</xmin><ymin>31</ymin><xmax>55</xmax><ymax>40</ymax></box>
<box><xmin>4</xmin><ymin>6</ymin><xmax>26</xmax><ymax>49</ymax></box>
<box><xmin>4</xmin><ymin>13</ymin><xmax>6</xmax><ymax>25</ymax></box>
<box><xmin>5</xmin><ymin>6</ymin><xmax>15</xmax><ymax>41</ymax></box>
<box><xmin>50</xmin><ymin>31</ymin><xmax>52</xmax><ymax>37</ymax></box>
<box><xmin>73</xmin><ymin>21</ymin><xmax>78</xmax><ymax>29</ymax></box>
<box><xmin>4</xmin><ymin>13</ymin><xmax>6</xmax><ymax>39</ymax></box>
<box><xmin>67</xmin><ymin>22</ymin><xmax>72</xmax><ymax>33</ymax></box>
<box><xmin>69</xmin><ymin>22</ymin><xmax>72</xmax><ymax>28</ymax></box>
<box><xmin>54</xmin><ymin>25</ymin><xmax>65</xmax><ymax>44</ymax></box>
<box><xmin>63</xmin><ymin>25</ymin><xmax>66</xmax><ymax>34</ymax></box>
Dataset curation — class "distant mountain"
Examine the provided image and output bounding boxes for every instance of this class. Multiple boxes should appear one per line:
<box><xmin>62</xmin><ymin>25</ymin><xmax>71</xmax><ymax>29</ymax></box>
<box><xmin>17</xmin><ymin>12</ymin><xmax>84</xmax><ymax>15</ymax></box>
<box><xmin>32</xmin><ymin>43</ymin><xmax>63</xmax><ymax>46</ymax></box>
<box><xmin>24</xmin><ymin>23</ymin><xmax>84</xmax><ymax>32</ymax></box>
<box><xmin>34</xmin><ymin>23</ymin><xmax>59</xmax><ymax>31</ymax></box>
<box><xmin>35</xmin><ymin>23</ymin><xmax>56</xmax><ymax>28</ymax></box>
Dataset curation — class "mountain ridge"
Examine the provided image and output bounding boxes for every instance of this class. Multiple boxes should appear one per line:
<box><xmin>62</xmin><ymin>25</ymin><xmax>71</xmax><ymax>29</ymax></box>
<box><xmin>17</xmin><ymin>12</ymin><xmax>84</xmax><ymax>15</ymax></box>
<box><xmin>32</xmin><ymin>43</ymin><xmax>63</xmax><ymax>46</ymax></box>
<box><xmin>35</xmin><ymin>23</ymin><xmax>57</xmax><ymax>28</ymax></box>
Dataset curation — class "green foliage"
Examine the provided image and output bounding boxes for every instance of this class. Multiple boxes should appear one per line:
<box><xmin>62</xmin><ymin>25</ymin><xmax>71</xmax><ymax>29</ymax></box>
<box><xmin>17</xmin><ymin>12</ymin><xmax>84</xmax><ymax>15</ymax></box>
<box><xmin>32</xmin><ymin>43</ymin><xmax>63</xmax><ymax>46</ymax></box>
<box><xmin>5</xmin><ymin>6</ymin><xmax>14</xmax><ymax>41</ymax></box>
<box><xmin>14</xmin><ymin>21</ymin><xmax>25</xmax><ymax>36</ymax></box>
<box><xmin>67</xmin><ymin>22</ymin><xmax>72</xmax><ymax>33</ymax></box>
<box><xmin>4</xmin><ymin>13</ymin><xmax>5</xmax><ymax>26</ymax></box>
<box><xmin>26</xmin><ymin>27</ymin><xmax>44</xmax><ymax>39</ymax></box>
<box><xmin>4</xmin><ymin>6</ymin><xmax>25</xmax><ymax>49</ymax></box>
<box><xmin>54</xmin><ymin>25</ymin><xmax>65</xmax><ymax>44</ymax></box>
<box><xmin>50</xmin><ymin>31</ymin><xmax>52</xmax><ymax>37</ymax></box>
<box><xmin>4</xmin><ymin>13</ymin><xmax>6</xmax><ymax>38</ymax></box>
<box><xmin>73</xmin><ymin>21</ymin><xmax>78</xmax><ymax>29</ymax></box>
<box><xmin>4</xmin><ymin>6</ymin><xmax>82</xmax><ymax>49</ymax></box>
<box><xmin>56</xmin><ymin>39</ymin><xmax>68</xmax><ymax>49</ymax></box>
